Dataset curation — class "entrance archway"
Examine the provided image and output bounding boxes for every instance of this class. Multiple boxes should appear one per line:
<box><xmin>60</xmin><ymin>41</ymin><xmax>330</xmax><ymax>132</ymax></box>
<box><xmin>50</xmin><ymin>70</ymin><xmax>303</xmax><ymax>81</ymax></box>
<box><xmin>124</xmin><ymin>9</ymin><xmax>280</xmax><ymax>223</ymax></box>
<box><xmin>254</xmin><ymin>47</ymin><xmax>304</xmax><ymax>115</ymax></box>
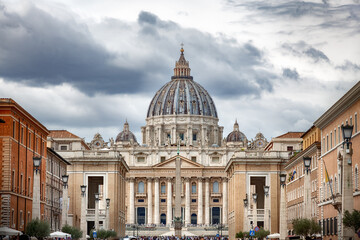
<box><xmin>160</xmin><ymin>213</ymin><xmax>166</xmax><ymax>225</ymax></box>
<box><xmin>191</xmin><ymin>213</ymin><xmax>197</xmax><ymax>225</ymax></box>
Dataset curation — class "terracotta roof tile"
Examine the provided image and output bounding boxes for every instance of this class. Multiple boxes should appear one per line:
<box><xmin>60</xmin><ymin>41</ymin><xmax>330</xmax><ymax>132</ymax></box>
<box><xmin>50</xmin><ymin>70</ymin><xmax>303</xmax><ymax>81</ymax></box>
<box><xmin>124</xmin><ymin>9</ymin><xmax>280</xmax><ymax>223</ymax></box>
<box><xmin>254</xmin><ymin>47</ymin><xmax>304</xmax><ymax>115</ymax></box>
<box><xmin>49</xmin><ymin>130</ymin><xmax>81</xmax><ymax>139</ymax></box>
<box><xmin>276</xmin><ymin>132</ymin><xmax>304</xmax><ymax>139</ymax></box>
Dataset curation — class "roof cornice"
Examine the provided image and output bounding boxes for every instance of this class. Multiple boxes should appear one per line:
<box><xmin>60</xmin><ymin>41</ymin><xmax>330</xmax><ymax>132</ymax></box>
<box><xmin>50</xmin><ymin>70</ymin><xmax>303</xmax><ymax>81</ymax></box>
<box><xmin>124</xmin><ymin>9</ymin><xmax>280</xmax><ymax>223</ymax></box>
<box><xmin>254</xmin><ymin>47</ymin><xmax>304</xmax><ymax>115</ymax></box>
<box><xmin>314</xmin><ymin>81</ymin><xmax>360</xmax><ymax>129</ymax></box>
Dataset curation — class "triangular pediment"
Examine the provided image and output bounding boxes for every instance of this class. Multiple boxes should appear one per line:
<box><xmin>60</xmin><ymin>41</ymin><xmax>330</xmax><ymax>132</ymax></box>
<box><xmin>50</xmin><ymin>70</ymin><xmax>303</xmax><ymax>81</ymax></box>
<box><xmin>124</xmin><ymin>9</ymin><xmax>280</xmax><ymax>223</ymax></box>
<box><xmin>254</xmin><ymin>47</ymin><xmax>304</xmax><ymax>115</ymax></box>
<box><xmin>153</xmin><ymin>155</ymin><xmax>204</xmax><ymax>169</ymax></box>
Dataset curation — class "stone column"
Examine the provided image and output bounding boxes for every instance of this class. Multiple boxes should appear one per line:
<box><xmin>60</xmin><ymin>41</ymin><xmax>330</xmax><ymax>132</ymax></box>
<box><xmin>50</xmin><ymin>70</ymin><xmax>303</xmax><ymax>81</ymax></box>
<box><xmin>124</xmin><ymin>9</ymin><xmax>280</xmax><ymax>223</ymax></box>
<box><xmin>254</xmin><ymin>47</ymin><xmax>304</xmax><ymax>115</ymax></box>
<box><xmin>147</xmin><ymin>178</ymin><xmax>153</xmax><ymax>225</ymax></box>
<box><xmin>171</xmin><ymin>126</ymin><xmax>176</xmax><ymax>145</ymax></box>
<box><xmin>279</xmin><ymin>185</ymin><xmax>287</xmax><ymax>240</ymax></box>
<box><xmin>95</xmin><ymin>198</ymin><xmax>99</xmax><ymax>229</ymax></box>
<box><xmin>158</xmin><ymin>126</ymin><xmax>162</xmax><ymax>146</ymax></box>
<box><xmin>202</xmin><ymin>127</ymin><xmax>207</xmax><ymax>147</ymax></box>
<box><xmin>264</xmin><ymin>188</ymin><xmax>270</xmax><ymax>230</ymax></box>
<box><xmin>129</xmin><ymin>178</ymin><xmax>135</xmax><ymax>224</ymax></box>
<box><xmin>61</xmin><ymin>186</ymin><xmax>68</xmax><ymax>227</ymax></box>
<box><xmin>197</xmin><ymin>177</ymin><xmax>203</xmax><ymax>225</ymax></box>
<box><xmin>166</xmin><ymin>178</ymin><xmax>173</xmax><ymax>226</ymax></box>
<box><xmin>80</xmin><ymin>188</ymin><xmax>87</xmax><ymax>240</ymax></box>
<box><xmin>154</xmin><ymin>178</ymin><xmax>160</xmax><ymax>225</ymax></box>
<box><xmin>32</xmin><ymin>170</ymin><xmax>41</xmax><ymax>220</ymax></box>
<box><xmin>146</xmin><ymin>127</ymin><xmax>150</xmax><ymax>145</ymax></box>
<box><xmin>185</xmin><ymin>178</ymin><xmax>191</xmax><ymax>226</ymax></box>
<box><xmin>214</xmin><ymin>128</ymin><xmax>218</xmax><ymax>145</ymax></box>
<box><xmin>188</xmin><ymin>126</ymin><xmax>193</xmax><ymax>146</ymax></box>
<box><xmin>341</xmin><ymin>144</ymin><xmax>354</xmax><ymax>240</ymax></box>
<box><xmin>304</xmin><ymin>170</ymin><xmax>311</xmax><ymax>219</ymax></box>
<box><xmin>205</xmin><ymin>178</ymin><xmax>210</xmax><ymax>225</ymax></box>
<box><xmin>222</xmin><ymin>178</ymin><xmax>228</xmax><ymax>225</ymax></box>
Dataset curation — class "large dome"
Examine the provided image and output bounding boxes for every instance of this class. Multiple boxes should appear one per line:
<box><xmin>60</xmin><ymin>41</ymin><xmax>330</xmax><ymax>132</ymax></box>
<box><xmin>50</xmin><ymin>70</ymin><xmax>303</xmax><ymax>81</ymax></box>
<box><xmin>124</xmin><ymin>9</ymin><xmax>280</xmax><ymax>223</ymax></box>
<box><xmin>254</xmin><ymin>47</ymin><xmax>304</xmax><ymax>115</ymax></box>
<box><xmin>147</xmin><ymin>48</ymin><xmax>218</xmax><ymax>118</ymax></box>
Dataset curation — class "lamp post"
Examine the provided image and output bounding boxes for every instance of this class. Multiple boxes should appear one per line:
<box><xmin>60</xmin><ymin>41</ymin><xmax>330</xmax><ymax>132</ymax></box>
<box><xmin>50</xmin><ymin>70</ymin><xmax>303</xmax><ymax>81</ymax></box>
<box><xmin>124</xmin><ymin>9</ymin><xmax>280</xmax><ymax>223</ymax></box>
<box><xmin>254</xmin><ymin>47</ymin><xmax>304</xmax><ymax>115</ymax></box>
<box><xmin>279</xmin><ymin>174</ymin><xmax>287</xmax><ymax>240</ymax></box>
<box><xmin>61</xmin><ymin>175</ymin><xmax>69</xmax><ymax>227</ymax></box>
<box><xmin>341</xmin><ymin>124</ymin><xmax>354</xmax><ymax>240</ymax></box>
<box><xmin>303</xmin><ymin>157</ymin><xmax>312</xmax><ymax>219</ymax></box>
<box><xmin>105</xmin><ymin>198</ymin><xmax>110</xmax><ymax>230</ymax></box>
<box><xmin>94</xmin><ymin>193</ymin><xmax>100</xmax><ymax>230</ymax></box>
<box><xmin>264</xmin><ymin>186</ymin><xmax>270</xmax><ymax>230</ymax></box>
<box><xmin>252</xmin><ymin>193</ymin><xmax>258</xmax><ymax>227</ymax></box>
<box><xmin>80</xmin><ymin>185</ymin><xmax>87</xmax><ymax>240</ymax></box>
<box><xmin>32</xmin><ymin>157</ymin><xmax>41</xmax><ymax>220</ymax></box>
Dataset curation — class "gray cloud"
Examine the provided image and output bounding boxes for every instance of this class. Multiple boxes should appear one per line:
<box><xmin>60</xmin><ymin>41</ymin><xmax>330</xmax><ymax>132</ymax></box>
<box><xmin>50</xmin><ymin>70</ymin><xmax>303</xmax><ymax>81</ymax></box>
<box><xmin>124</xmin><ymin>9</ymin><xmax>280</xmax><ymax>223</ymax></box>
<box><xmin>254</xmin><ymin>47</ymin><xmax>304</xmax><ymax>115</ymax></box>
<box><xmin>0</xmin><ymin>4</ymin><xmax>278</xmax><ymax>98</ymax></box>
<box><xmin>304</xmin><ymin>47</ymin><xmax>329</xmax><ymax>62</ymax></box>
<box><xmin>282</xmin><ymin>68</ymin><xmax>299</xmax><ymax>80</ymax></box>
<box><xmin>281</xmin><ymin>42</ymin><xmax>330</xmax><ymax>63</ymax></box>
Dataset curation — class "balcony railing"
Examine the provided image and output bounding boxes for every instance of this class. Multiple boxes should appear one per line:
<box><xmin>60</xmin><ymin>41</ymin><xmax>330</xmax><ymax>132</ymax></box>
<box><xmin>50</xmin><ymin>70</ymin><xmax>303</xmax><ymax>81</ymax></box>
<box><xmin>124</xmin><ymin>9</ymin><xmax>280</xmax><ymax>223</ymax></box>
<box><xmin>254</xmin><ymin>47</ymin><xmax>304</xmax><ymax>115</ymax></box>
<box><xmin>87</xmin><ymin>209</ymin><xmax>106</xmax><ymax>216</ymax></box>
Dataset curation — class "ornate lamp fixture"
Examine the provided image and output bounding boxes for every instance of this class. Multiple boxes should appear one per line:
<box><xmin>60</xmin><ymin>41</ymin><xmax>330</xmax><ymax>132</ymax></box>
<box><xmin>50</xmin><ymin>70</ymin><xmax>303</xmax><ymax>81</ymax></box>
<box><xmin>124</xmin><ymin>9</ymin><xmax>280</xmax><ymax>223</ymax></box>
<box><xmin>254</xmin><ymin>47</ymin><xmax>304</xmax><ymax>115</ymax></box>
<box><xmin>252</xmin><ymin>193</ymin><xmax>258</xmax><ymax>203</ymax></box>
<box><xmin>243</xmin><ymin>194</ymin><xmax>248</xmax><ymax>207</ymax></box>
<box><xmin>95</xmin><ymin>193</ymin><xmax>100</xmax><ymax>202</ymax></box>
<box><xmin>280</xmin><ymin>174</ymin><xmax>286</xmax><ymax>187</ymax></box>
<box><xmin>342</xmin><ymin>124</ymin><xmax>353</xmax><ymax>154</ymax></box>
<box><xmin>264</xmin><ymin>185</ymin><xmax>270</xmax><ymax>197</ymax></box>
<box><xmin>303</xmin><ymin>156</ymin><xmax>312</xmax><ymax>174</ymax></box>
<box><xmin>33</xmin><ymin>157</ymin><xmax>41</xmax><ymax>174</ymax></box>
<box><xmin>106</xmin><ymin>198</ymin><xmax>110</xmax><ymax>208</ymax></box>
<box><xmin>62</xmin><ymin>175</ymin><xmax>69</xmax><ymax>188</ymax></box>
<box><xmin>80</xmin><ymin>185</ymin><xmax>87</xmax><ymax>196</ymax></box>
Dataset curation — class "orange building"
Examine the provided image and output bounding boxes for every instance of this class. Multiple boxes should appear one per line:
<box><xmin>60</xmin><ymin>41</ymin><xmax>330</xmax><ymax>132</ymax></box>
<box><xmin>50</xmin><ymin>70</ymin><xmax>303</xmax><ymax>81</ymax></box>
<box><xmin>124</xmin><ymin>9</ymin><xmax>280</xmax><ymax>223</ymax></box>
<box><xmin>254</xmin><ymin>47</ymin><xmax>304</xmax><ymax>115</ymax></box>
<box><xmin>0</xmin><ymin>98</ymin><xmax>49</xmax><ymax>230</ymax></box>
<box><xmin>314</xmin><ymin>81</ymin><xmax>360</xmax><ymax>240</ymax></box>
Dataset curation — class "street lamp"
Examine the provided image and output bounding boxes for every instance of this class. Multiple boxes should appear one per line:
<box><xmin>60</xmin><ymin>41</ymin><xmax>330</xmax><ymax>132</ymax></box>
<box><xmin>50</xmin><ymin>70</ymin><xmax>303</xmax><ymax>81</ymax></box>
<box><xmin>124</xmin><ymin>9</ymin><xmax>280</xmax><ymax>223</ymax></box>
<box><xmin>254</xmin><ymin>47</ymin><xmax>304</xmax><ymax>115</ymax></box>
<box><xmin>80</xmin><ymin>185</ymin><xmax>87</xmax><ymax>240</ymax></box>
<box><xmin>252</xmin><ymin>193</ymin><xmax>258</xmax><ymax>203</ymax></box>
<box><xmin>342</xmin><ymin>124</ymin><xmax>353</xmax><ymax>154</ymax></box>
<box><xmin>106</xmin><ymin>198</ymin><xmax>110</xmax><ymax>208</ymax></box>
<box><xmin>95</xmin><ymin>193</ymin><xmax>100</xmax><ymax>201</ymax></box>
<box><xmin>62</xmin><ymin>175</ymin><xmax>69</xmax><ymax>227</ymax></box>
<box><xmin>105</xmin><ymin>198</ymin><xmax>110</xmax><ymax>230</ymax></box>
<box><xmin>62</xmin><ymin>175</ymin><xmax>69</xmax><ymax>188</ymax></box>
<box><xmin>243</xmin><ymin>194</ymin><xmax>248</xmax><ymax>207</ymax></box>
<box><xmin>32</xmin><ymin>156</ymin><xmax>42</xmax><ymax>220</ymax></box>
<box><xmin>280</xmin><ymin>174</ymin><xmax>286</xmax><ymax>187</ymax></box>
<box><xmin>303</xmin><ymin>156</ymin><xmax>312</xmax><ymax>174</ymax></box>
<box><xmin>264</xmin><ymin>186</ymin><xmax>270</xmax><ymax>197</ymax></box>
<box><xmin>33</xmin><ymin>157</ymin><xmax>41</xmax><ymax>174</ymax></box>
<box><xmin>95</xmin><ymin>193</ymin><xmax>100</xmax><ymax>230</ymax></box>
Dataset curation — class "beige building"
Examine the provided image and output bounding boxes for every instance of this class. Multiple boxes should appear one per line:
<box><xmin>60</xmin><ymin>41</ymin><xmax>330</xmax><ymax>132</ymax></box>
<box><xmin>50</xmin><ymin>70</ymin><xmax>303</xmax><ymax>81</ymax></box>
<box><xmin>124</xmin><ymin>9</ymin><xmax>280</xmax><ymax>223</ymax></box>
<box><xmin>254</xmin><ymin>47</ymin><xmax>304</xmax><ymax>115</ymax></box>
<box><xmin>284</xmin><ymin>126</ymin><xmax>320</xmax><ymax>235</ymax></box>
<box><xmin>45</xmin><ymin>147</ymin><xmax>70</xmax><ymax>231</ymax></box>
<box><xmin>47</xmin><ymin>130</ymin><xmax>129</xmax><ymax>237</ymax></box>
<box><xmin>226</xmin><ymin>132</ymin><xmax>303</xmax><ymax>238</ymax></box>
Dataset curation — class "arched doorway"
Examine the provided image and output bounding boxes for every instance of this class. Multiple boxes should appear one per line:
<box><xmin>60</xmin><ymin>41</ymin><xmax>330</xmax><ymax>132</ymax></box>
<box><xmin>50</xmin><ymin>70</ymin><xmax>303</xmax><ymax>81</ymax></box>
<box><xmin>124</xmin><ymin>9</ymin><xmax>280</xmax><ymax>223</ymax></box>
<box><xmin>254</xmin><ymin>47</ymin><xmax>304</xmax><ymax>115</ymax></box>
<box><xmin>212</xmin><ymin>207</ymin><xmax>220</xmax><ymax>224</ymax></box>
<box><xmin>137</xmin><ymin>207</ymin><xmax>145</xmax><ymax>224</ymax></box>
<box><xmin>160</xmin><ymin>213</ymin><xmax>166</xmax><ymax>225</ymax></box>
<box><xmin>191</xmin><ymin>213</ymin><xmax>197</xmax><ymax>225</ymax></box>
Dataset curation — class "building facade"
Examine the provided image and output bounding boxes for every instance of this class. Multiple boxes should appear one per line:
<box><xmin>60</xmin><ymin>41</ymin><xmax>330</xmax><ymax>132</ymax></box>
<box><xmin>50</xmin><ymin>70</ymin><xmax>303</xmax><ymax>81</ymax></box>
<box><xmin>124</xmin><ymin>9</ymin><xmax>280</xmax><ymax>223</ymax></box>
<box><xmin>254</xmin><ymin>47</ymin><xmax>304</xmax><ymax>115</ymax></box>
<box><xmin>284</xmin><ymin>126</ymin><xmax>320</xmax><ymax>235</ymax></box>
<box><xmin>45</xmin><ymin>147</ymin><xmax>70</xmax><ymax>231</ymax></box>
<box><xmin>314</xmin><ymin>81</ymin><xmax>360</xmax><ymax>240</ymax></box>
<box><xmin>0</xmin><ymin>98</ymin><xmax>49</xmax><ymax>230</ymax></box>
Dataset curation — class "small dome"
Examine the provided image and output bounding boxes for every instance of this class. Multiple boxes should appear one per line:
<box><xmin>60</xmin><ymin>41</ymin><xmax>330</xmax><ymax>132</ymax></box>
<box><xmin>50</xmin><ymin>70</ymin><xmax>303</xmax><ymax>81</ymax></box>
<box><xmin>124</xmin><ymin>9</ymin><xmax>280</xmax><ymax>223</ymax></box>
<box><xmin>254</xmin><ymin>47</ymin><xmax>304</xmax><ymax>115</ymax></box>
<box><xmin>116</xmin><ymin>121</ymin><xmax>137</xmax><ymax>143</ymax></box>
<box><xmin>226</xmin><ymin>120</ymin><xmax>247</xmax><ymax>142</ymax></box>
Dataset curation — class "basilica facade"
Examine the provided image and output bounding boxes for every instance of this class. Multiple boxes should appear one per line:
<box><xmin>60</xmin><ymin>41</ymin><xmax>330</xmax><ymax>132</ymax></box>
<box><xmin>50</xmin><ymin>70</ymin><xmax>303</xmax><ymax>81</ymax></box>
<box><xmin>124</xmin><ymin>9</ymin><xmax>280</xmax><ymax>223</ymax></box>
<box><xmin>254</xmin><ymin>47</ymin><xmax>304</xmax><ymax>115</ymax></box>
<box><xmin>47</xmin><ymin>48</ymin><xmax>301</xmax><ymax>239</ymax></box>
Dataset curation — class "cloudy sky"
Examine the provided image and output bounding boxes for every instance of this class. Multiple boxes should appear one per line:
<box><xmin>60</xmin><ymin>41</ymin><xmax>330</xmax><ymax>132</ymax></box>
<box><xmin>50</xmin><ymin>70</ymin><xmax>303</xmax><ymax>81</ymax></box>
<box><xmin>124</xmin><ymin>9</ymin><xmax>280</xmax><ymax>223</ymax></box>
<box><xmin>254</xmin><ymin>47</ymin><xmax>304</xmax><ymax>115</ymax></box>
<box><xmin>1</xmin><ymin>0</ymin><xmax>359</xmax><ymax>143</ymax></box>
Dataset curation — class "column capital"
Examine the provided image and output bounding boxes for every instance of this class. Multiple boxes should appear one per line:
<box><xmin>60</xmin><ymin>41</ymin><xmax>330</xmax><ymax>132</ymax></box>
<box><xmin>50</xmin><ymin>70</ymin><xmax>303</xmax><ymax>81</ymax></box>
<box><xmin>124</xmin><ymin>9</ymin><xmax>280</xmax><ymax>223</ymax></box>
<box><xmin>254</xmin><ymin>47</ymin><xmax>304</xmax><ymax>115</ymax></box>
<box><xmin>204</xmin><ymin>177</ymin><xmax>210</xmax><ymax>182</ymax></box>
<box><xmin>184</xmin><ymin>177</ymin><xmax>191</xmax><ymax>182</ymax></box>
<box><xmin>222</xmin><ymin>177</ymin><xmax>228</xmax><ymax>182</ymax></box>
<box><xmin>147</xmin><ymin>177</ymin><xmax>153</xmax><ymax>182</ymax></box>
<box><xmin>154</xmin><ymin>177</ymin><xmax>160</xmax><ymax>182</ymax></box>
<box><xmin>126</xmin><ymin>177</ymin><xmax>135</xmax><ymax>182</ymax></box>
<box><xmin>197</xmin><ymin>177</ymin><xmax>204</xmax><ymax>182</ymax></box>
<box><xmin>166</xmin><ymin>177</ymin><xmax>173</xmax><ymax>182</ymax></box>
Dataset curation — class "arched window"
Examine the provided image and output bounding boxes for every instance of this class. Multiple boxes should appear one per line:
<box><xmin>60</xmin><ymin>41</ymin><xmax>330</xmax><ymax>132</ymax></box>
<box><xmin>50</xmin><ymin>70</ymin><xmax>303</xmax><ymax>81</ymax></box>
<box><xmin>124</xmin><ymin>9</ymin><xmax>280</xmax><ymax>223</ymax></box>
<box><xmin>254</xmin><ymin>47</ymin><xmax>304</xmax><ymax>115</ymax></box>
<box><xmin>191</xmin><ymin>213</ymin><xmax>197</xmax><ymax>225</ymax></box>
<box><xmin>334</xmin><ymin>176</ymin><xmax>337</xmax><ymax>194</ymax></box>
<box><xmin>192</xmin><ymin>182</ymin><xmax>196</xmax><ymax>194</ymax></box>
<box><xmin>161</xmin><ymin>182</ymin><xmax>166</xmax><ymax>194</ymax></box>
<box><xmin>213</xmin><ymin>181</ymin><xmax>219</xmax><ymax>193</ymax></box>
<box><xmin>138</xmin><ymin>181</ymin><xmax>144</xmax><ymax>193</ymax></box>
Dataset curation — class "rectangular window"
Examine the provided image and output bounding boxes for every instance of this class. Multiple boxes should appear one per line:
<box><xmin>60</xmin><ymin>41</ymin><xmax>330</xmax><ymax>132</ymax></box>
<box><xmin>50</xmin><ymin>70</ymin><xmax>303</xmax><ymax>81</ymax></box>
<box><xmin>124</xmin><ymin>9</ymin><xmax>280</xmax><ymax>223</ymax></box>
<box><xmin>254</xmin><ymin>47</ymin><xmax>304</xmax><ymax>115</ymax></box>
<box><xmin>213</xmin><ymin>199</ymin><xmax>219</xmax><ymax>203</ymax></box>
<box><xmin>330</xmin><ymin>218</ymin><xmax>333</xmax><ymax>235</ymax></box>
<box><xmin>161</xmin><ymin>156</ymin><xmax>166</xmax><ymax>162</ymax></box>
<box><xmin>327</xmin><ymin>135</ymin><xmax>329</xmax><ymax>151</ymax></box>
<box><xmin>137</xmin><ymin>199</ymin><xmax>144</xmax><ymax>203</ymax></box>
<box><xmin>334</xmin><ymin>217</ymin><xmax>337</xmax><ymax>235</ymax></box>
<box><xmin>327</xmin><ymin>218</ymin><xmax>330</xmax><ymax>235</ymax></box>
<box><xmin>338</xmin><ymin>126</ymin><xmax>340</xmax><ymax>143</ymax></box>
<box><xmin>21</xmin><ymin>127</ymin><xmax>24</xmax><ymax>144</ymax></box>
<box><xmin>12</xmin><ymin>121</ymin><xmax>16</xmax><ymax>138</ymax></box>
<box><xmin>28</xmin><ymin>177</ymin><xmax>31</xmax><ymax>196</ymax></box>
<box><xmin>60</xmin><ymin>145</ymin><xmax>68</xmax><ymax>150</ymax></box>
<box><xmin>192</xmin><ymin>133</ymin><xmax>197</xmax><ymax>141</ymax></box>
<box><xmin>20</xmin><ymin>174</ymin><xmax>23</xmax><ymax>194</ymax></box>
<box><xmin>137</xmin><ymin>157</ymin><xmax>145</xmax><ymax>163</ymax></box>
<box><xmin>355</xmin><ymin>113</ymin><xmax>358</xmax><ymax>133</ymax></box>
<box><xmin>334</xmin><ymin>129</ymin><xmax>336</xmax><ymax>145</ymax></box>
<box><xmin>20</xmin><ymin>210</ymin><xmax>23</xmax><ymax>227</ymax></box>
<box><xmin>11</xmin><ymin>171</ymin><xmax>15</xmax><ymax>191</ymax></box>
<box><xmin>191</xmin><ymin>156</ymin><xmax>196</xmax><ymax>162</ymax></box>
<box><xmin>29</xmin><ymin>133</ymin><xmax>31</xmax><ymax>148</ymax></box>
<box><xmin>179</xmin><ymin>133</ymin><xmax>184</xmax><ymax>141</ymax></box>
<box><xmin>287</xmin><ymin>146</ymin><xmax>293</xmax><ymax>151</ymax></box>
<box><xmin>11</xmin><ymin>209</ymin><xmax>14</xmax><ymax>227</ymax></box>
<box><xmin>212</xmin><ymin>157</ymin><xmax>219</xmax><ymax>163</ymax></box>
<box><xmin>350</xmin><ymin>116</ymin><xmax>353</xmax><ymax>126</ymax></box>
<box><xmin>330</xmin><ymin>132</ymin><xmax>332</xmax><ymax>149</ymax></box>
<box><xmin>160</xmin><ymin>199</ymin><xmax>166</xmax><ymax>203</ymax></box>
<box><xmin>191</xmin><ymin>199</ymin><xmax>196</xmax><ymax>203</ymax></box>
